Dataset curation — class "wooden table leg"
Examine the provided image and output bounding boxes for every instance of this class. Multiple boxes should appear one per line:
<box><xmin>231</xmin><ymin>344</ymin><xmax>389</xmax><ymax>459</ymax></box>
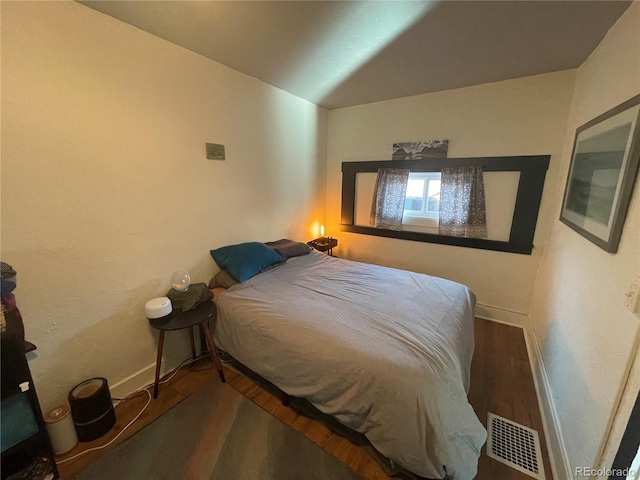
<box><xmin>198</xmin><ymin>324</ymin><xmax>209</xmax><ymax>356</ymax></box>
<box><xmin>153</xmin><ymin>330</ymin><xmax>165</xmax><ymax>399</ymax></box>
<box><xmin>200</xmin><ymin>320</ymin><xmax>226</xmax><ymax>383</ymax></box>
<box><xmin>189</xmin><ymin>326</ymin><xmax>196</xmax><ymax>360</ymax></box>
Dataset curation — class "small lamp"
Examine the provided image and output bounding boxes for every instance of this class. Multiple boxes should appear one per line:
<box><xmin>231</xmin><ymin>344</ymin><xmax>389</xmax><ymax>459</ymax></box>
<box><xmin>320</xmin><ymin>225</ymin><xmax>325</xmax><ymax>238</ymax></box>
<box><xmin>171</xmin><ymin>270</ymin><xmax>190</xmax><ymax>292</ymax></box>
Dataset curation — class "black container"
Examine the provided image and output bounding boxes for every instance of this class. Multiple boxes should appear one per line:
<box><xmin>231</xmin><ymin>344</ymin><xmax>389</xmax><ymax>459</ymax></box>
<box><xmin>68</xmin><ymin>377</ymin><xmax>116</xmax><ymax>442</ymax></box>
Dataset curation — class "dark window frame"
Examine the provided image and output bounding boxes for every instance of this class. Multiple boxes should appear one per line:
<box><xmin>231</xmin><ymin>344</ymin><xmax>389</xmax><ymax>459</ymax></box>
<box><xmin>340</xmin><ymin>155</ymin><xmax>551</xmax><ymax>255</ymax></box>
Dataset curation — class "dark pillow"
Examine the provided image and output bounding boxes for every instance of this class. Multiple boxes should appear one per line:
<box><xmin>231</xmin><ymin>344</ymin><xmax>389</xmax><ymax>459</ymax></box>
<box><xmin>264</xmin><ymin>239</ymin><xmax>311</xmax><ymax>259</ymax></box>
<box><xmin>208</xmin><ymin>270</ymin><xmax>239</xmax><ymax>289</ymax></box>
<box><xmin>210</xmin><ymin>242</ymin><xmax>283</xmax><ymax>283</ymax></box>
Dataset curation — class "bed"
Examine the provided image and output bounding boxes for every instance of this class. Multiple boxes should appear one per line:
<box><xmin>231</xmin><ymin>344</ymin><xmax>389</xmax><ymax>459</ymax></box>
<box><xmin>210</xmin><ymin>243</ymin><xmax>487</xmax><ymax>480</ymax></box>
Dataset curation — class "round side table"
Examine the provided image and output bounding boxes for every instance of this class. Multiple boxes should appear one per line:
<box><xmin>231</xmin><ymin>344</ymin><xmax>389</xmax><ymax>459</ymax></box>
<box><xmin>148</xmin><ymin>300</ymin><xmax>225</xmax><ymax>399</ymax></box>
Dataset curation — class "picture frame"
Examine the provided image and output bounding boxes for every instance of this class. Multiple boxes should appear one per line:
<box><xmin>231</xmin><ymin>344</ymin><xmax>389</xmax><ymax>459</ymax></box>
<box><xmin>560</xmin><ymin>94</ymin><xmax>640</xmax><ymax>253</ymax></box>
<box><xmin>392</xmin><ymin>140</ymin><xmax>448</xmax><ymax>160</ymax></box>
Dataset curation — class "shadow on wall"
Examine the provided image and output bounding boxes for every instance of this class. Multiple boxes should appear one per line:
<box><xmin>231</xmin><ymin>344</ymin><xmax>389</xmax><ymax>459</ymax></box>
<box><xmin>237</xmin><ymin>93</ymin><xmax>327</xmax><ymax>243</ymax></box>
<box><xmin>26</xmin><ymin>278</ymin><xmax>198</xmax><ymax>410</ymax></box>
<box><xmin>540</xmin><ymin>319</ymin><xmax>605</xmax><ymax>474</ymax></box>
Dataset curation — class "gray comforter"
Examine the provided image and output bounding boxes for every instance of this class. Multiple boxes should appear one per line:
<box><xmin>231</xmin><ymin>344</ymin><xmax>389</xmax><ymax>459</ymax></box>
<box><xmin>214</xmin><ymin>251</ymin><xmax>487</xmax><ymax>479</ymax></box>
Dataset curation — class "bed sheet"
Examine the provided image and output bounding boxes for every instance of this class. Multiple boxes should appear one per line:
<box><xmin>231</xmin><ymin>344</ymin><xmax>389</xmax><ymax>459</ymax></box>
<box><xmin>214</xmin><ymin>251</ymin><xmax>486</xmax><ymax>479</ymax></box>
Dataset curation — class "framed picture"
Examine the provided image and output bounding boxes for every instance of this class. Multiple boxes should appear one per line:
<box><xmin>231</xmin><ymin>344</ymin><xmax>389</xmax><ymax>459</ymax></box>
<box><xmin>392</xmin><ymin>140</ymin><xmax>448</xmax><ymax>160</ymax></box>
<box><xmin>560</xmin><ymin>94</ymin><xmax>640</xmax><ymax>253</ymax></box>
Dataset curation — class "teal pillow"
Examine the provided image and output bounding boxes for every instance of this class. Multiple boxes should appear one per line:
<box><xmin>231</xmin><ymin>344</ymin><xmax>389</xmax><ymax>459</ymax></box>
<box><xmin>210</xmin><ymin>242</ymin><xmax>283</xmax><ymax>283</ymax></box>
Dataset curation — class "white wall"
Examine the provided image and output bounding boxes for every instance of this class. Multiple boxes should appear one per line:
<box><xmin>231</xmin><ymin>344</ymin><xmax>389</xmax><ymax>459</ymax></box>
<box><xmin>528</xmin><ymin>2</ymin><xmax>640</xmax><ymax>475</ymax></box>
<box><xmin>326</xmin><ymin>71</ymin><xmax>576</xmax><ymax>315</ymax></box>
<box><xmin>1</xmin><ymin>1</ymin><xmax>327</xmax><ymax>409</ymax></box>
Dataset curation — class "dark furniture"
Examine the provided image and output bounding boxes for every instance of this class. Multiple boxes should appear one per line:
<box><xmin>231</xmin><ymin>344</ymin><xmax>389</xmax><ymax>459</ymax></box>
<box><xmin>148</xmin><ymin>301</ymin><xmax>225</xmax><ymax>399</ymax></box>
<box><xmin>610</xmin><ymin>391</ymin><xmax>640</xmax><ymax>479</ymax></box>
<box><xmin>307</xmin><ymin>237</ymin><xmax>338</xmax><ymax>256</ymax></box>
<box><xmin>1</xmin><ymin>307</ymin><xmax>59</xmax><ymax>480</ymax></box>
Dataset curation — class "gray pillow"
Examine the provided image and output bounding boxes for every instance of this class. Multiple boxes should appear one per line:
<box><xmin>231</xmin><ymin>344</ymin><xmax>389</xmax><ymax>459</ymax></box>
<box><xmin>264</xmin><ymin>239</ymin><xmax>311</xmax><ymax>259</ymax></box>
<box><xmin>208</xmin><ymin>269</ymin><xmax>239</xmax><ymax>289</ymax></box>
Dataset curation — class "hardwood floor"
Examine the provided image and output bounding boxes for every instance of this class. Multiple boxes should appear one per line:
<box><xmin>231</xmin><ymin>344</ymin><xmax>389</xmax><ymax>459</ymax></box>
<box><xmin>470</xmin><ymin>319</ymin><xmax>553</xmax><ymax>480</ymax></box>
<box><xmin>56</xmin><ymin>318</ymin><xmax>552</xmax><ymax>479</ymax></box>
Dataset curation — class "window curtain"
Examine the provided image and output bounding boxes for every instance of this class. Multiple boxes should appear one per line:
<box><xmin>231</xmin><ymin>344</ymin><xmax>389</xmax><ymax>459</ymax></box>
<box><xmin>370</xmin><ymin>168</ymin><xmax>410</xmax><ymax>231</ymax></box>
<box><xmin>439</xmin><ymin>166</ymin><xmax>488</xmax><ymax>238</ymax></box>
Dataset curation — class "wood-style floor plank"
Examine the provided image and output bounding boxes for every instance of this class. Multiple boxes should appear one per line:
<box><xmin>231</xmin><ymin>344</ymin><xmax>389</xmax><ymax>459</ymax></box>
<box><xmin>470</xmin><ymin>320</ymin><xmax>553</xmax><ymax>480</ymax></box>
<box><xmin>57</xmin><ymin>318</ymin><xmax>553</xmax><ymax>480</ymax></box>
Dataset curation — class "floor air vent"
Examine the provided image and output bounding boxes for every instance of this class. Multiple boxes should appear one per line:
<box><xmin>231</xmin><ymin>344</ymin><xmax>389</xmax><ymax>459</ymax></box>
<box><xmin>487</xmin><ymin>413</ymin><xmax>545</xmax><ymax>480</ymax></box>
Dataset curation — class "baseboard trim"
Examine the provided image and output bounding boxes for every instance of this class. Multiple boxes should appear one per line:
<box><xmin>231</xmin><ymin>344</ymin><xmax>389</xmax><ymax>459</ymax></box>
<box><xmin>475</xmin><ymin>302</ymin><xmax>527</xmax><ymax>328</ymax></box>
<box><xmin>523</xmin><ymin>318</ymin><xmax>574</xmax><ymax>480</ymax></box>
<box><xmin>109</xmin><ymin>356</ymin><xmax>190</xmax><ymax>401</ymax></box>
<box><xmin>477</xmin><ymin>305</ymin><xmax>573</xmax><ymax>480</ymax></box>
<box><xmin>109</xmin><ymin>362</ymin><xmax>158</xmax><ymax>400</ymax></box>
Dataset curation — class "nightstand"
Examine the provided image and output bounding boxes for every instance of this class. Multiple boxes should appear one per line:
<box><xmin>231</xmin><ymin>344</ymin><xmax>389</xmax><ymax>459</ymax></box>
<box><xmin>148</xmin><ymin>301</ymin><xmax>225</xmax><ymax>399</ymax></box>
<box><xmin>307</xmin><ymin>237</ymin><xmax>338</xmax><ymax>256</ymax></box>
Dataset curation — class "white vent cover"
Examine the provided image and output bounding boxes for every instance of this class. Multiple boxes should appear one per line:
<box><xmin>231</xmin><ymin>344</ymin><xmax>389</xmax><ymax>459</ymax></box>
<box><xmin>487</xmin><ymin>413</ymin><xmax>545</xmax><ymax>480</ymax></box>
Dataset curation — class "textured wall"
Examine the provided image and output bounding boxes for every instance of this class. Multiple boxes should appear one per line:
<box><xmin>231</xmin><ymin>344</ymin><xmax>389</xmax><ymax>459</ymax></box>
<box><xmin>1</xmin><ymin>2</ymin><xmax>327</xmax><ymax>409</ymax></box>
<box><xmin>528</xmin><ymin>2</ymin><xmax>640</xmax><ymax>473</ymax></box>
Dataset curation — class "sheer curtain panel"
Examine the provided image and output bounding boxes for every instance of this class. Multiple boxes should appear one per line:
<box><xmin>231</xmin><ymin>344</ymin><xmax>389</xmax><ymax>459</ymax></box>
<box><xmin>370</xmin><ymin>168</ymin><xmax>410</xmax><ymax>231</ymax></box>
<box><xmin>439</xmin><ymin>166</ymin><xmax>488</xmax><ymax>238</ymax></box>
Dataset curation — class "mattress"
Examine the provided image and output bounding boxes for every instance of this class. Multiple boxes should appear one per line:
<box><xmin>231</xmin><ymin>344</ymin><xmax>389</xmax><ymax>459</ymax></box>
<box><xmin>213</xmin><ymin>250</ymin><xmax>487</xmax><ymax>479</ymax></box>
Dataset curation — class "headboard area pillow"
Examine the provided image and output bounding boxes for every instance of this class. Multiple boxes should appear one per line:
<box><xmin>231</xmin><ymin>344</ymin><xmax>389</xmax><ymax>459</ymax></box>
<box><xmin>210</xmin><ymin>242</ymin><xmax>283</xmax><ymax>283</ymax></box>
<box><xmin>264</xmin><ymin>239</ymin><xmax>311</xmax><ymax>259</ymax></box>
<box><xmin>208</xmin><ymin>269</ymin><xmax>239</xmax><ymax>289</ymax></box>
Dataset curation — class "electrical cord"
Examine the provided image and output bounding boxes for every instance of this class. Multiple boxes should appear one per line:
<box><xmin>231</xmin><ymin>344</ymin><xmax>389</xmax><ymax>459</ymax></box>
<box><xmin>57</xmin><ymin>352</ymin><xmax>211</xmax><ymax>464</ymax></box>
<box><xmin>56</xmin><ymin>389</ymin><xmax>151</xmax><ymax>464</ymax></box>
<box><xmin>188</xmin><ymin>353</ymin><xmax>213</xmax><ymax>372</ymax></box>
<box><xmin>111</xmin><ymin>352</ymin><xmax>212</xmax><ymax>403</ymax></box>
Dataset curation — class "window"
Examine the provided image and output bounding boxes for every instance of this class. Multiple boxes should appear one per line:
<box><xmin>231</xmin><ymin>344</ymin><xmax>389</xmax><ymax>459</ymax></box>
<box><xmin>340</xmin><ymin>155</ymin><xmax>551</xmax><ymax>255</ymax></box>
<box><xmin>403</xmin><ymin>172</ymin><xmax>441</xmax><ymax>227</ymax></box>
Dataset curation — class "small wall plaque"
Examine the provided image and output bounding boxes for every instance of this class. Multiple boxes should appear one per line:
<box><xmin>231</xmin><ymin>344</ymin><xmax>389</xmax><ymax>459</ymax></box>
<box><xmin>206</xmin><ymin>143</ymin><xmax>225</xmax><ymax>160</ymax></box>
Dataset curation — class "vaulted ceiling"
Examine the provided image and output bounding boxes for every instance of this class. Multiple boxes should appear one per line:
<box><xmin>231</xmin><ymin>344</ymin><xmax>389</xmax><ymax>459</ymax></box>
<box><xmin>80</xmin><ymin>1</ymin><xmax>632</xmax><ymax>109</ymax></box>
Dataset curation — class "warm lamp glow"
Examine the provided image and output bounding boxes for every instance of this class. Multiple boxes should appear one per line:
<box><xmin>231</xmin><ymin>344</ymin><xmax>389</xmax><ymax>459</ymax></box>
<box><xmin>320</xmin><ymin>225</ymin><xmax>325</xmax><ymax>237</ymax></box>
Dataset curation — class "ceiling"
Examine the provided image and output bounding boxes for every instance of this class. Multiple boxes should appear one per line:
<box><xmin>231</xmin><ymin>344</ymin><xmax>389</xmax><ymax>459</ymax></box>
<box><xmin>79</xmin><ymin>1</ymin><xmax>632</xmax><ymax>110</ymax></box>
